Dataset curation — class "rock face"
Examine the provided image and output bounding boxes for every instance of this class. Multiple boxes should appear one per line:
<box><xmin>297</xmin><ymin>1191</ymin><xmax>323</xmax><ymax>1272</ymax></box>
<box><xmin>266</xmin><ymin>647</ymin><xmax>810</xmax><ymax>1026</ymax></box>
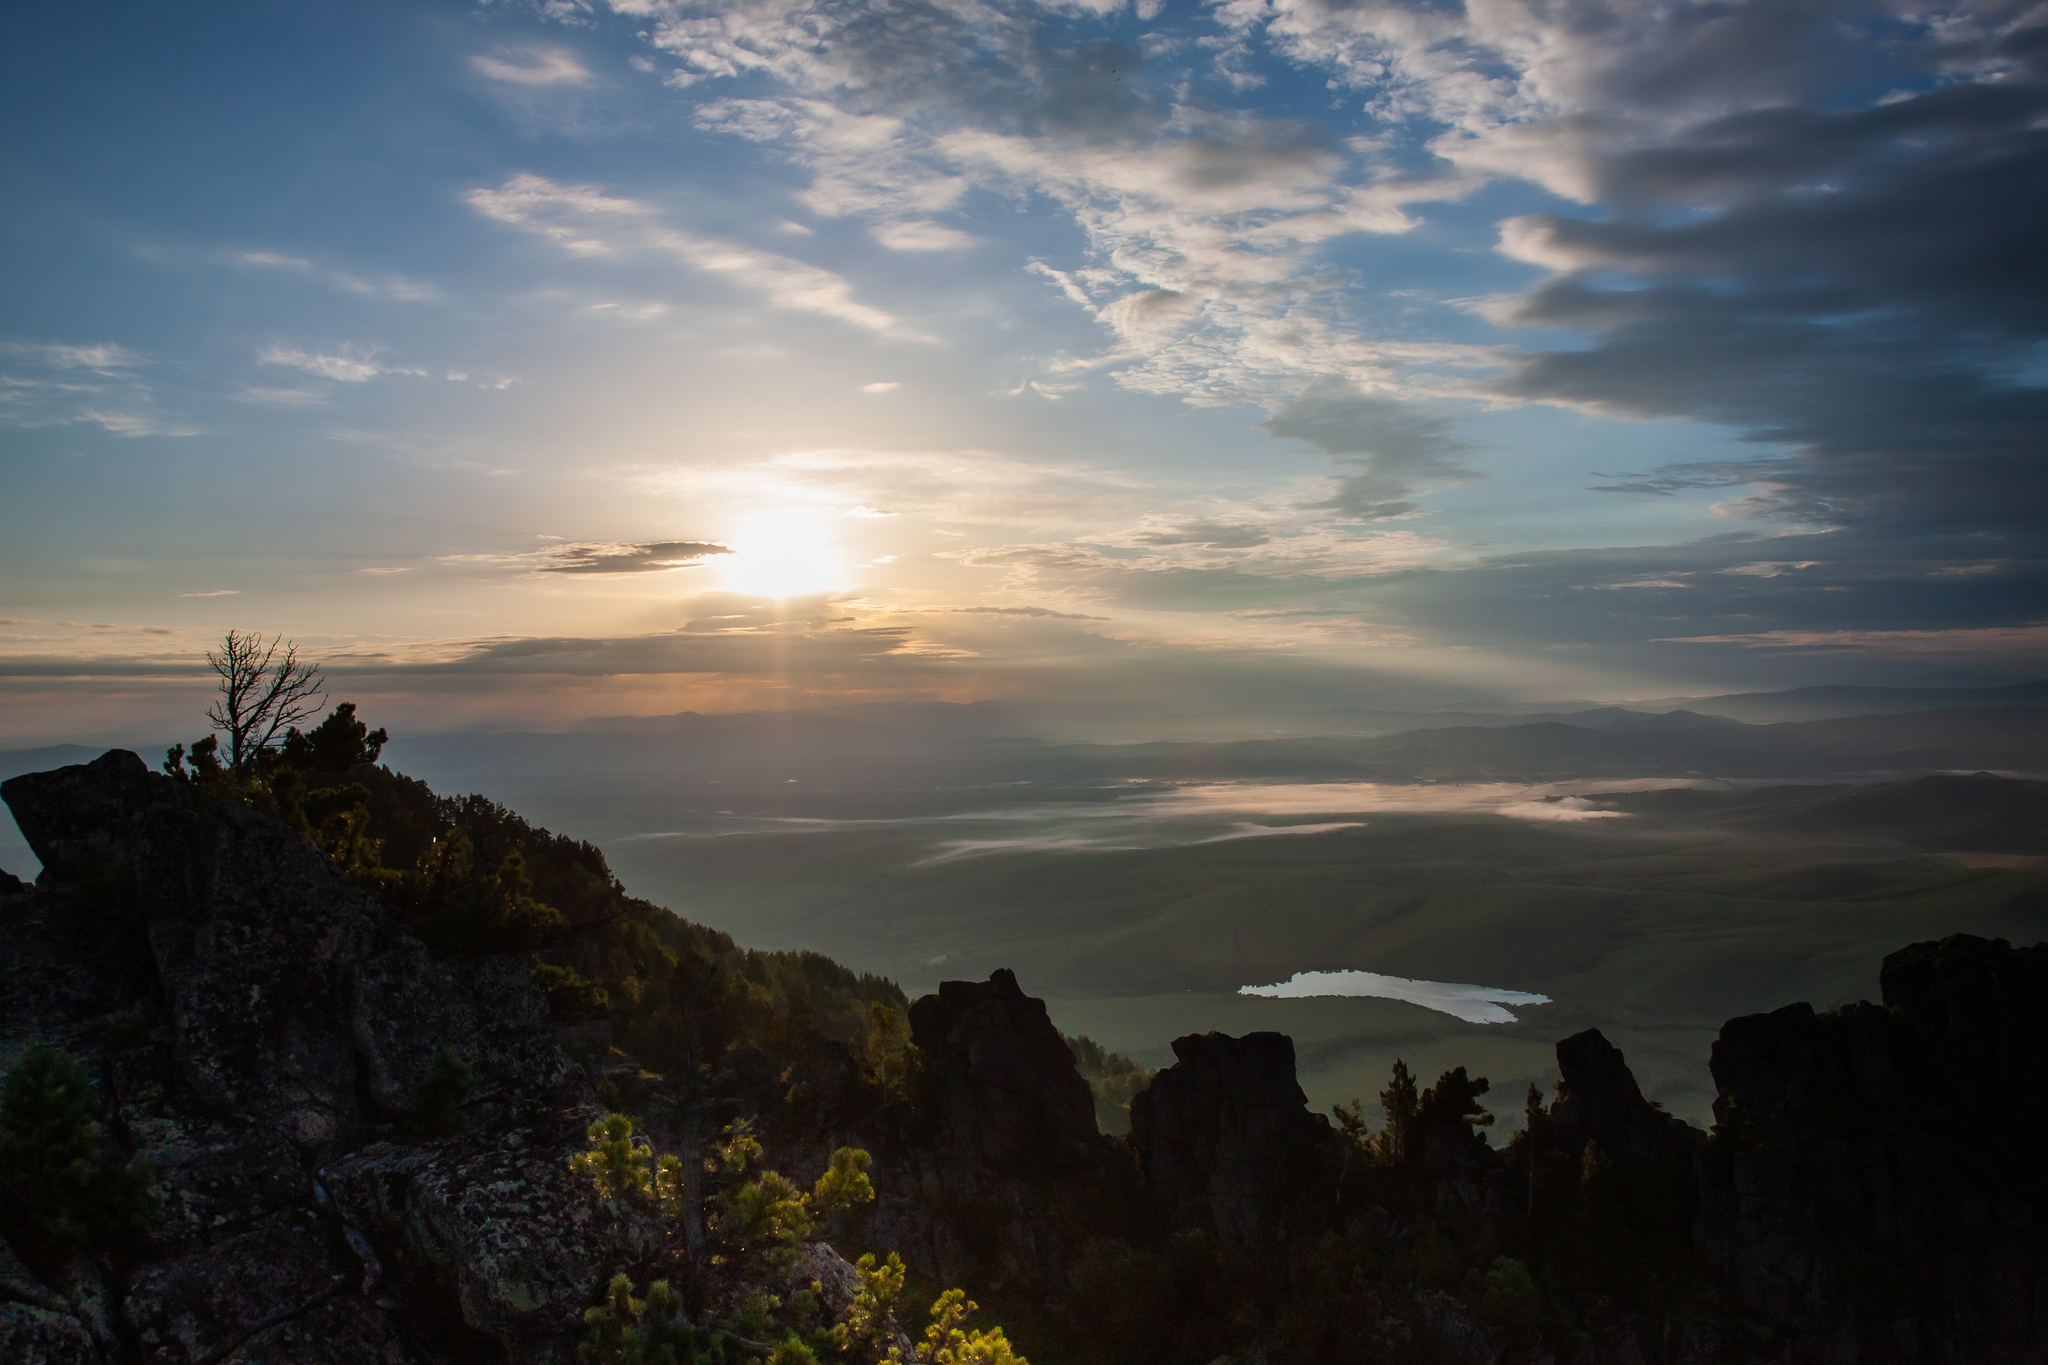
<box><xmin>869</xmin><ymin>970</ymin><xmax>1123</xmax><ymax>1292</ymax></box>
<box><xmin>1547</xmin><ymin>1028</ymin><xmax>1702</xmax><ymax>1191</ymax></box>
<box><xmin>0</xmin><ymin>752</ymin><xmax>641</xmax><ymax>1365</ymax></box>
<box><xmin>1697</xmin><ymin>934</ymin><xmax>2048</xmax><ymax>1363</ymax></box>
<box><xmin>905</xmin><ymin>968</ymin><xmax>1103</xmax><ymax>1176</ymax></box>
<box><xmin>1128</xmin><ymin>1030</ymin><xmax>1342</xmax><ymax>1253</ymax></box>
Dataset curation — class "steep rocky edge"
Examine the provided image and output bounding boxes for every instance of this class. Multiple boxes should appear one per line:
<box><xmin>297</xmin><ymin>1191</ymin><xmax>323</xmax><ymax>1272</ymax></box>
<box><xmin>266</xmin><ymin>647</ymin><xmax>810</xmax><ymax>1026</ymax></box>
<box><xmin>2</xmin><ymin>749</ymin><xmax>2044</xmax><ymax>1364</ymax></box>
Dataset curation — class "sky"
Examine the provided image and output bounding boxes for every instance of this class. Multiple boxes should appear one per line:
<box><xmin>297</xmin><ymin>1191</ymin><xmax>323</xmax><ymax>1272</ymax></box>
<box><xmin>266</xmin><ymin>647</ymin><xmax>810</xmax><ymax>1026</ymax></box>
<box><xmin>2</xmin><ymin>0</ymin><xmax>2044</xmax><ymax>741</ymax></box>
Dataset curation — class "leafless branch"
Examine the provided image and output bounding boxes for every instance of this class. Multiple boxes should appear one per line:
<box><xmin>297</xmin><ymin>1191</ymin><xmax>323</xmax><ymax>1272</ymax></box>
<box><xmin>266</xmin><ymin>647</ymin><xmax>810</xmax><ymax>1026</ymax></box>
<box><xmin>205</xmin><ymin>630</ymin><xmax>326</xmax><ymax>774</ymax></box>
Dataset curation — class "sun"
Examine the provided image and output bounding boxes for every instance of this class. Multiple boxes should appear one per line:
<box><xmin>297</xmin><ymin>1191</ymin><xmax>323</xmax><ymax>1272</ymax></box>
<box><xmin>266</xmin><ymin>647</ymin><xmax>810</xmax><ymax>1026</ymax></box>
<box><xmin>715</xmin><ymin>508</ymin><xmax>847</xmax><ymax>598</ymax></box>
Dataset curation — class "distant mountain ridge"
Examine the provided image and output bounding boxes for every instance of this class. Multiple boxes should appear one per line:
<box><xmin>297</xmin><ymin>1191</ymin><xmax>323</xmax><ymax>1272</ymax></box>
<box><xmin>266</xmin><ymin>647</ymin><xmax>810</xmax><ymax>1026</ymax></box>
<box><xmin>1617</xmin><ymin>678</ymin><xmax>2048</xmax><ymax>724</ymax></box>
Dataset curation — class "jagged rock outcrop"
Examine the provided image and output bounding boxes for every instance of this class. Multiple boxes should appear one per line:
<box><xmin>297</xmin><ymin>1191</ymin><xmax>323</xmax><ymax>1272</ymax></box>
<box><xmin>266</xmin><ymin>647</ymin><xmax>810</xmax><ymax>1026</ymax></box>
<box><xmin>1697</xmin><ymin>934</ymin><xmax>2048</xmax><ymax>1363</ymax></box>
<box><xmin>1548</xmin><ymin>1028</ymin><xmax>1703</xmax><ymax>1193</ymax></box>
<box><xmin>867</xmin><ymin>970</ymin><xmax>1124</xmax><ymax>1290</ymax></box>
<box><xmin>1128</xmin><ymin>1030</ymin><xmax>1343</xmax><ymax>1253</ymax></box>
<box><xmin>0</xmin><ymin>752</ymin><xmax>641</xmax><ymax>1364</ymax></box>
<box><xmin>904</xmin><ymin>968</ymin><xmax>1104</xmax><ymax>1177</ymax></box>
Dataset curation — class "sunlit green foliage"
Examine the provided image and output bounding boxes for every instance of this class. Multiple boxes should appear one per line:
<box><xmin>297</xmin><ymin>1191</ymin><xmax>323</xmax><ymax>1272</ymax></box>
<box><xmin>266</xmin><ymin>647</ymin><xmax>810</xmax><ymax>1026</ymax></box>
<box><xmin>715</xmin><ymin>1168</ymin><xmax>816</xmax><ymax>1279</ymax></box>
<box><xmin>532</xmin><ymin>957</ymin><xmax>611</xmax><ymax>1020</ymax></box>
<box><xmin>566</xmin><ymin>1118</ymin><xmax>1029</xmax><ymax>1365</ymax></box>
<box><xmin>833</xmin><ymin>1252</ymin><xmax>907</xmax><ymax>1359</ymax></box>
<box><xmin>812</xmin><ymin>1147</ymin><xmax>875</xmax><ymax>1221</ymax></box>
<box><xmin>863</xmin><ymin>1001</ymin><xmax>910</xmax><ymax>1096</ymax></box>
<box><xmin>571</xmin><ymin>1113</ymin><xmax>654</xmax><ymax>1201</ymax></box>
<box><xmin>908</xmin><ymin>1289</ymin><xmax>1028</xmax><ymax>1365</ymax></box>
<box><xmin>1480</xmin><ymin>1255</ymin><xmax>1543</xmax><ymax>1329</ymax></box>
<box><xmin>581</xmin><ymin>1274</ymin><xmax>720</xmax><ymax>1365</ymax></box>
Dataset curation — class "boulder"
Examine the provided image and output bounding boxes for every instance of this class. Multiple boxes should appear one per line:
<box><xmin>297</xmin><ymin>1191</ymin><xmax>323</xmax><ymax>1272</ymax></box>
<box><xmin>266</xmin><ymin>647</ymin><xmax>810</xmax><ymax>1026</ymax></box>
<box><xmin>1</xmin><ymin>750</ymin><xmax>186</xmax><ymax>886</ymax></box>
<box><xmin>123</xmin><ymin>1220</ymin><xmax>362</xmax><ymax>1365</ymax></box>
<box><xmin>321</xmin><ymin>1115</ymin><xmax>667</xmax><ymax>1364</ymax></box>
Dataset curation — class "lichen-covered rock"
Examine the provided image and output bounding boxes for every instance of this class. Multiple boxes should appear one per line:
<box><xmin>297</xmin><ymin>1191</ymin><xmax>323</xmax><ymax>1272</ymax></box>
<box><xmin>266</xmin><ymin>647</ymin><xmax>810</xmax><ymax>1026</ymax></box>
<box><xmin>215</xmin><ymin>1296</ymin><xmax>432</xmax><ymax>1365</ymax></box>
<box><xmin>1128</xmin><ymin>1031</ymin><xmax>1342</xmax><ymax>1253</ymax></box>
<box><xmin>351</xmin><ymin>940</ymin><xmax>586</xmax><ymax>1120</ymax></box>
<box><xmin>128</xmin><ymin>1116</ymin><xmax>309</xmax><ymax>1255</ymax></box>
<box><xmin>321</xmin><ymin>1115</ymin><xmax>667</xmax><ymax>1364</ymax></box>
<box><xmin>124</xmin><ymin>1219</ymin><xmax>359</xmax><ymax>1364</ymax></box>
<box><xmin>150</xmin><ymin>801</ymin><xmax>388</xmax><ymax>1149</ymax></box>
<box><xmin>0</xmin><ymin>1301</ymin><xmax>104</xmax><ymax>1365</ymax></box>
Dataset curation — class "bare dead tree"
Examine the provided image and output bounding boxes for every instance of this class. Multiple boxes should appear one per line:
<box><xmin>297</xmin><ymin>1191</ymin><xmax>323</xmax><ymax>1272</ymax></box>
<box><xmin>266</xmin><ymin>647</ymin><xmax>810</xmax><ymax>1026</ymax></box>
<box><xmin>205</xmin><ymin>630</ymin><xmax>326</xmax><ymax>774</ymax></box>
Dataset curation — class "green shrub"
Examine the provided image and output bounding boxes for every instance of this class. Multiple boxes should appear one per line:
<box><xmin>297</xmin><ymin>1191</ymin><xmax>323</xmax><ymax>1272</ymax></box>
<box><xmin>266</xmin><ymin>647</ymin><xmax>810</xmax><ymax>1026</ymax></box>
<box><xmin>1480</xmin><ymin>1256</ymin><xmax>1542</xmax><ymax>1330</ymax></box>
<box><xmin>581</xmin><ymin>1274</ymin><xmax>720</xmax><ymax>1364</ymax></box>
<box><xmin>0</xmin><ymin>1044</ymin><xmax>154</xmax><ymax>1269</ymax></box>
<box><xmin>414</xmin><ymin>1047</ymin><xmax>474</xmax><ymax>1135</ymax></box>
<box><xmin>533</xmin><ymin>958</ymin><xmax>611</xmax><ymax>1020</ymax></box>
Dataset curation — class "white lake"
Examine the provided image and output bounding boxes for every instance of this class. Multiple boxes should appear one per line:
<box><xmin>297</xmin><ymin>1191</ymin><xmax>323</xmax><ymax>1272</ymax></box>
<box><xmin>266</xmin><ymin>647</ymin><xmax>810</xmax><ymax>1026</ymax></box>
<box><xmin>1240</xmin><ymin>970</ymin><xmax>1553</xmax><ymax>1024</ymax></box>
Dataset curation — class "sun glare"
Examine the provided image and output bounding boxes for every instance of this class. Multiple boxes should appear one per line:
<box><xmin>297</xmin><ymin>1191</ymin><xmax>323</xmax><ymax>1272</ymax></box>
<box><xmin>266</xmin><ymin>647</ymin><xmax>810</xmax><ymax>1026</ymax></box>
<box><xmin>715</xmin><ymin>509</ymin><xmax>846</xmax><ymax>598</ymax></box>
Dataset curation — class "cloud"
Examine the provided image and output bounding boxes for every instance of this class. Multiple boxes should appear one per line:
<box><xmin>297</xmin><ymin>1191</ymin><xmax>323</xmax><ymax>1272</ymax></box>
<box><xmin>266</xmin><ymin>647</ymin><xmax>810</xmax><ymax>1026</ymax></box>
<box><xmin>560</xmin><ymin>0</ymin><xmax>2047</xmax><ymax>565</ymax></box>
<box><xmin>465</xmin><ymin>173</ymin><xmax>914</xmax><ymax>335</ymax></box>
<box><xmin>861</xmin><ymin>381</ymin><xmax>899</xmax><ymax>393</ymax></box>
<box><xmin>236</xmin><ymin>250</ymin><xmax>436</xmax><ymax>301</ymax></box>
<box><xmin>1127</xmin><ymin>521</ymin><xmax>1271</xmax><ymax>549</ymax></box>
<box><xmin>947</xmin><ymin>606</ymin><xmax>1108</xmax><ymax>620</ymax></box>
<box><xmin>75</xmin><ymin>410</ymin><xmax>200</xmax><ymax>438</ymax></box>
<box><xmin>1262</xmin><ymin>381</ymin><xmax>1479</xmax><ymax>520</ymax></box>
<box><xmin>0</xmin><ymin>340</ymin><xmax>197</xmax><ymax>436</ymax></box>
<box><xmin>627</xmin><ymin>446</ymin><xmax>1151</xmax><ymax>531</ymax></box>
<box><xmin>657</xmin><ymin>9</ymin><xmax>1476</xmax><ymax>405</ymax></box>
<box><xmin>1652</xmin><ymin>623</ymin><xmax>2048</xmax><ymax>654</ymax></box>
<box><xmin>1233</xmin><ymin>0</ymin><xmax>2048</xmax><ymax>551</ymax></box>
<box><xmin>177</xmin><ymin>590</ymin><xmax>239</xmax><ymax>598</ymax></box>
<box><xmin>234</xmin><ymin>385</ymin><xmax>330</xmax><ymax>407</ymax></box>
<box><xmin>1</xmin><ymin>342</ymin><xmax>141</xmax><ymax>373</ymax></box>
<box><xmin>535</xmin><ymin>540</ymin><xmax>733</xmax><ymax>574</ymax></box>
<box><xmin>959</xmin><ymin>526</ymin><xmax>1450</xmax><ymax>613</ymax></box>
<box><xmin>871</xmin><ymin>221</ymin><xmax>976</xmax><ymax>251</ymax></box>
<box><xmin>472</xmin><ymin>46</ymin><xmax>590</xmax><ymax>86</ymax></box>
<box><xmin>257</xmin><ymin>343</ymin><xmax>407</xmax><ymax>383</ymax></box>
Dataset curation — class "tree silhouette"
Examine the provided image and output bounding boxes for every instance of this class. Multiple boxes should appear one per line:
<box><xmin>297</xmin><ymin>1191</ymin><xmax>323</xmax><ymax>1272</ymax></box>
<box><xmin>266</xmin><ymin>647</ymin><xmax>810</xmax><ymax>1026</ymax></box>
<box><xmin>205</xmin><ymin>630</ymin><xmax>325</xmax><ymax>774</ymax></box>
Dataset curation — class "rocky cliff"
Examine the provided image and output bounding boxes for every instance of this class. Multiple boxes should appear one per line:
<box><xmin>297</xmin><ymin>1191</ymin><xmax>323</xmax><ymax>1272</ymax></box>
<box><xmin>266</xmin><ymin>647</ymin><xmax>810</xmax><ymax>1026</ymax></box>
<box><xmin>1697</xmin><ymin>935</ymin><xmax>2048</xmax><ymax>1362</ymax></box>
<box><xmin>1129</xmin><ymin>1030</ymin><xmax>1342</xmax><ymax>1253</ymax></box>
